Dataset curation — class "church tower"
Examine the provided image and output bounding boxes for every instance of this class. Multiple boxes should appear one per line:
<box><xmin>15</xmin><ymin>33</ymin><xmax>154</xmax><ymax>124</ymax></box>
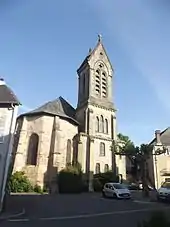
<box><xmin>76</xmin><ymin>35</ymin><xmax>116</xmax><ymax>137</ymax></box>
<box><xmin>75</xmin><ymin>35</ymin><xmax>125</xmax><ymax>179</ymax></box>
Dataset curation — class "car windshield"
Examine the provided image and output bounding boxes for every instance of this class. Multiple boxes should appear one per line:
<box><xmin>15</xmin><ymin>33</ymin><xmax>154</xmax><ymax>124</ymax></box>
<box><xmin>112</xmin><ymin>184</ymin><xmax>127</xmax><ymax>189</ymax></box>
<box><xmin>161</xmin><ymin>182</ymin><xmax>170</xmax><ymax>189</ymax></box>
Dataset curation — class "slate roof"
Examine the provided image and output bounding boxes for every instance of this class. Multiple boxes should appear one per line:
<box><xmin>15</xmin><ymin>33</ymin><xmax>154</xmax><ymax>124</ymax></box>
<box><xmin>0</xmin><ymin>83</ymin><xmax>20</xmax><ymax>105</ymax></box>
<box><xmin>19</xmin><ymin>96</ymin><xmax>79</xmax><ymax>125</ymax></box>
<box><xmin>149</xmin><ymin>127</ymin><xmax>170</xmax><ymax>146</ymax></box>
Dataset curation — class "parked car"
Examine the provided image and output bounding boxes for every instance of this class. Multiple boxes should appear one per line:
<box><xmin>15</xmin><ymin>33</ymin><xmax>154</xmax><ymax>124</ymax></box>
<box><xmin>102</xmin><ymin>183</ymin><xmax>131</xmax><ymax>199</ymax></box>
<box><xmin>157</xmin><ymin>181</ymin><xmax>170</xmax><ymax>202</ymax></box>
<box><xmin>126</xmin><ymin>182</ymin><xmax>139</xmax><ymax>190</ymax></box>
<box><xmin>138</xmin><ymin>182</ymin><xmax>154</xmax><ymax>191</ymax></box>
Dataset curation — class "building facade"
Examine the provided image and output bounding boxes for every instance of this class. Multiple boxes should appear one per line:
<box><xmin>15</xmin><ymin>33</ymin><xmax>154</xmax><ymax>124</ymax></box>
<box><xmin>0</xmin><ymin>79</ymin><xmax>19</xmax><ymax>211</ymax></box>
<box><xmin>13</xmin><ymin>37</ymin><xmax>126</xmax><ymax>191</ymax></box>
<box><xmin>148</xmin><ymin>128</ymin><xmax>170</xmax><ymax>189</ymax></box>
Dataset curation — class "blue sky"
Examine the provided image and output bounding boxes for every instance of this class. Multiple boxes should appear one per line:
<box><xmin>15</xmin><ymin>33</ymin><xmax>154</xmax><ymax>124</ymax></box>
<box><xmin>0</xmin><ymin>0</ymin><xmax>170</xmax><ymax>145</ymax></box>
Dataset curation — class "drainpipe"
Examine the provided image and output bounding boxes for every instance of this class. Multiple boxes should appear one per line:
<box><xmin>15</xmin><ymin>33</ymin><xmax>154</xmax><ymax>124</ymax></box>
<box><xmin>155</xmin><ymin>155</ymin><xmax>158</xmax><ymax>189</ymax></box>
<box><xmin>0</xmin><ymin>104</ymin><xmax>15</xmax><ymax>212</ymax></box>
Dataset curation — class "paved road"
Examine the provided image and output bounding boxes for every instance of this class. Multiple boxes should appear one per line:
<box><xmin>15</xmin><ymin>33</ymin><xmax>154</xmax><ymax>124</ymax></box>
<box><xmin>1</xmin><ymin>193</ymin><xmax>170</xmax><ymax>227</ymax></box>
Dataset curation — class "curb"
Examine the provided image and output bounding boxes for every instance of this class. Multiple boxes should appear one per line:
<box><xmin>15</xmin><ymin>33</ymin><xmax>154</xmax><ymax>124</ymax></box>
<box><xmin>0</xmin><ymin>208</ymin><xmax>25</xmax><ymax>221</ymax></box>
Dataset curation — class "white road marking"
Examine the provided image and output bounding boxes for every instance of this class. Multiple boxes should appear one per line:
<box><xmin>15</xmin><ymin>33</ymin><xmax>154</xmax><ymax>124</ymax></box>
<box><xmin>133</xmin><ymin>200</ymin><xmax>156</xmax><ymax>204</ymax></box>
<box><xmin>9</xmin><ymin>206</ymin><xmax>170</xmax><ymax>222</ymax></box>
<box><xmin>9</xmin><ymin>218</ymin><xmax>29</xmax><ymax>222</ymax></box>
<box><xmin>0</xmin><ymin>208</ymin><xmax>25</xmax><ymax>220</ymax></box>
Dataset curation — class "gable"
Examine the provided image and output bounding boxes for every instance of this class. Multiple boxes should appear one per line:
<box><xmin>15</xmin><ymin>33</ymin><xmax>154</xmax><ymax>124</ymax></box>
<box><xmin>77</xmin><ymin>38</ymin><xmax>113</xmax><ymax>73</ymax></box>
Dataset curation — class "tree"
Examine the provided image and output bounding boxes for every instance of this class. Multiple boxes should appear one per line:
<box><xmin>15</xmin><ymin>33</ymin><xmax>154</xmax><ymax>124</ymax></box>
<box><xmin>117</xmin><ymin>133</ymin><xmax>138</xmax><ymax>178</ymax></box>
<box><xmin>112</xmin><ymin>133</ymin><xmax>167</xmax><ymax>197</ymax></box>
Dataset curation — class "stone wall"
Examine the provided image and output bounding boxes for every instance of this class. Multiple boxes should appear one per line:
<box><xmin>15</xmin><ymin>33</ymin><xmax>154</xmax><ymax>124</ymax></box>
<box><xmin>13</xmin><ymin>114</ymin><xmax>78</xmax><ymax>188</ymax></box>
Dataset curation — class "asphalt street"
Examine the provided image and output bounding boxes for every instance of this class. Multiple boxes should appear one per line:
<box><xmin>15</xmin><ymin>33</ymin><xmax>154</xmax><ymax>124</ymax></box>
<box><xmin>1</xmin><ymin>193</ymin><xmax>170</xmax><ymax>227</ymax></box>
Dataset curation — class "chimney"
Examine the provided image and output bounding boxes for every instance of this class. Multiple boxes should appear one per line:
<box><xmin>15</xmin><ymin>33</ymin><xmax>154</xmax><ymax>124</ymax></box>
<box><xmin>0</xmin><ymin>78</ymin><xmax>5</xmax><ymax>85</ymax></box>
<box><xmin>155</xmin><ymin>130</ymin><xmax>161</xmax><ymax>144</ymax></box>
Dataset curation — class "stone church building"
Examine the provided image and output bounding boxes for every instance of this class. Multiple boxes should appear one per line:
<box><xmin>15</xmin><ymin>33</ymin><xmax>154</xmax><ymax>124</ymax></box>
<box><xmin>12</xmin><ymin>36</ymin><xmax>126</xmax><ymax>191</ymax></box>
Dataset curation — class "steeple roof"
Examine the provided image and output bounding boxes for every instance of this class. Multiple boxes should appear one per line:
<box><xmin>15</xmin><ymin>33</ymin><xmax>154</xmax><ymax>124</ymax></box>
<box><xmin>77</xmin><ymin>35</ymin><xmax>113</xmax><ymax>73</ymax></box>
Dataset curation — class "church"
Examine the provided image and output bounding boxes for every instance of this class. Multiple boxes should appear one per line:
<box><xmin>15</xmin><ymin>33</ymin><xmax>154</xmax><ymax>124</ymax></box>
<box><xmin>12</xmin><ymin>36</ymin><xmax>126</xmax><ymax>191</ymax></box>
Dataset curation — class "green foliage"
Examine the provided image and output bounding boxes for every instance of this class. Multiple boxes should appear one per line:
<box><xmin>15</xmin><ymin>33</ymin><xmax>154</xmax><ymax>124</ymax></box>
<box><xmin>34</xmin><ymin>184</ymin><xmax>43</xmax><ymax>194</ymax></box>
<box><xmin>117</xmin><ymin>133</ymin><xmax>133</xmax><ymax>144</ymax></box>
<box><xmin>93</xmin><ymin>171</ymin><xmax>119</xmax><ymax>191</ymax></box>
<box><xmin>8</xmin><ymin>171</ymin><xmax>33</xmax><ymax>193</ymax></box>
<box><xmin>58</xmin><ymin>163</ymin><xmax>83</xmax><ymax>193</ymax></box>
<box><xmin>138</xmin><ymin>211</ymin><xmax>170</xmax><ymax>227</ymax></box>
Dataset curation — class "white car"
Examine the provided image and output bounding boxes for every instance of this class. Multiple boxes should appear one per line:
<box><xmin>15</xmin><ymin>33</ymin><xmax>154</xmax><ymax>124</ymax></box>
<box><xmin>157</xmin><ymin>181</ymin><xmax>170</xmax><ymax>202</ymax></box>
<box><xmin>102</xmin><ymin>182</ymin><xmax>131</xmax><ymax>199</ymax></box>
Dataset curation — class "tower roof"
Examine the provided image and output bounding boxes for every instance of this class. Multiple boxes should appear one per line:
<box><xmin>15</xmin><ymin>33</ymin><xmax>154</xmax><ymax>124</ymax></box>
<box><xmin>77</xmin><ymin>35</ymin><xmax>113</xmax><ymax>73</ymax></box>
<box><xmin>0</xmin><ymin>78</ymin><xmax>20</xmax><ymax>105</ymax></box>
<box><xmin>19</xmin><ymin>96</ymin><xmax>79</xmax><ymax>125</ymax></box>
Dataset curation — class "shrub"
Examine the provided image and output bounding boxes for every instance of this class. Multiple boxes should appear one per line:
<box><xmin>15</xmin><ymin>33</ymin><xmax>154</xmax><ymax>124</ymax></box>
<box><xmin>8</xmin><ymin>171</ymin><xmax>33</xmax><ymax>193</ymax></box>
<box><xmin>138</xmin><ymin>211</ymin><xmax>170</xmax><ymax>227</ymax></box>
<box><xmin>58</xmin><ymin>163</ymin><xmax>83</xmax><ymax>193</ymax></box>
<box><xmin>34</xmin><ymin>184</ymin><xmax>43</xmax><ymax>194</ymax></box>
<box><xmin>94</xmin><ymin>171</ymin><xmax>119</xmax><ymax>190</ymax></box>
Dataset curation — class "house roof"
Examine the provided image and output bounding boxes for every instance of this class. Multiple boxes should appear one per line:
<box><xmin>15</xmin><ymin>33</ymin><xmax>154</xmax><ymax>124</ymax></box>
<box><xmin>149</xmin><ymin>127</ymin><xmax>170</xmax><ymax>146</ymax></box>
<box><xmin>19</xmin><ymin>96</ymin><xmax>79</xmax><ymax>125</ymax></box>
<box><xmin>0</xmin><ymin>79</ymin><xmax>20</xmax><ymax>105</ymax></box>
<box><xmin>77</xmin><ymin>35</ymin><xmax>113</xmax><ymax>73</ymax></box>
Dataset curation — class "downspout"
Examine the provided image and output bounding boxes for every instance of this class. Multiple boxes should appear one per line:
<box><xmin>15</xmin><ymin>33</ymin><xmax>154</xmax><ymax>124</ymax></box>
<box><xmin>0</xmin><ymin>104</ymin><xmax>15</xmax><ymax>212</ymax></box>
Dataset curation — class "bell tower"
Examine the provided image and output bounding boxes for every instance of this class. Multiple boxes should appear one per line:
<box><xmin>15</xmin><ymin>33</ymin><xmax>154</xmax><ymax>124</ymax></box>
<box><xmin>76</xmin><ymin>35</ymin><xmax>115</xmax><ymax>134</ymax></box>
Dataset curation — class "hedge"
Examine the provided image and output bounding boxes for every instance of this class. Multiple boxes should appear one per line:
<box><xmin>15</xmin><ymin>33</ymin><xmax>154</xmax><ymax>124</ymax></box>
<box><xmin>58</xmin><ymin>164</ymin><xmax>83</xmax><ymax>193</ymax></box>
<box><xmin>93</xmin><ymin>171</ymin><xmax>119</xmax><ymax>192</ymax></box>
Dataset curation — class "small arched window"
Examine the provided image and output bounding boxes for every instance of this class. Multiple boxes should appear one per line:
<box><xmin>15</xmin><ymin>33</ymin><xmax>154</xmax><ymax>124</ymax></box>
<box><xmin>100</xmin><ymin>115</ymin><xmax>104</xmax><ymax>133</ymax></box>
<box><xmin>66</xmin><ymin>139</ymin><xmax>72</xmax><ymax>165</ymax></box>
<box><xmin>96</xmin><ymin>117</ymin><xmax>99</xmax><ymax>132</ymax></box>
<box><xmin>27</xmin><ymin>133</ymin><xmax>39</xmax><ymax>166</ymax></box>
<box><xmin>100</xmin><ymin>142</ymin><xmax>105</xmax><ymax>156</ymax></box>
<box><xmin>96</xmin><ymin>163</ymin><xmax>100</xmax><ymax>174</ymax></box>
<box><xmin>105</xmin><ymin>119</ymin><xmax>108</xmax><ymax>134</ymax></box>
<box><xmin>104</xmin><ymin>164</ymin><xmax>109</xmax><ymax>172</ymax></box>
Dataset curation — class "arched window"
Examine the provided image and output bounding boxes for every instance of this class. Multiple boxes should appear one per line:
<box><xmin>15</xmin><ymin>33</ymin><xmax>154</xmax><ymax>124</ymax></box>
<box><xmin>100</xmin><ymin>142</ymin><xmax>105</xmax><ymax>156</ymax></box>
<box><xmin>100</xmin><ymin>115</ymin><xmax>104</xmax><ymax>133</ymax></box>
<box><xmin>101</xmin><ymin>72</ymin><xmax>107</xmax><ymax>98</ymax></box>
<box><xmin>105</xmin><ymin>119</ymin><xmax>108</xmax><ymax>134</ymax></box>
<box><xmin>104</xmin><ymin>164</ymin><xmax>109</xmax><ymax>172</ymax></box>
<box><xmin>66</xmin><ymin>139</ymin><xmax>72</xmax><ymax>165</ymax></box>
<box><xmin>96</xmin><ymin>163</ymin><xmax>100</xmax><ymax>174</ymax></box>
<box><xmin>27</xmin><ymin>133</ymin><xmax>39</xmax><ymax>166</ymax></box>
<box><xmin>95</xmin><ymin>69</ymin><xmax>100</xmax><ymax>96</ymax></box>
<box><xmin>96</xmin><ymin>117</ymin><xmax>99</xmax><ymax>132</ymax></box>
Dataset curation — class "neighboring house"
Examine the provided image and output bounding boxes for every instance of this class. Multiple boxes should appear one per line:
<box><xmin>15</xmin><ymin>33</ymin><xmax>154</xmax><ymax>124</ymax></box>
<box><xmin>13</xmin><ymin>36</ymin><xmax>126</xmax><ymax>191</ymax></box>
<box><xmin>148</xmin><ymin>128</ymin><xmax>170</xmax><ymax>189</ymax></box>
<box><xmin>0</xmin><ymin>78</ymin><xmax>20</xmax><ymax>211</ymax></box>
